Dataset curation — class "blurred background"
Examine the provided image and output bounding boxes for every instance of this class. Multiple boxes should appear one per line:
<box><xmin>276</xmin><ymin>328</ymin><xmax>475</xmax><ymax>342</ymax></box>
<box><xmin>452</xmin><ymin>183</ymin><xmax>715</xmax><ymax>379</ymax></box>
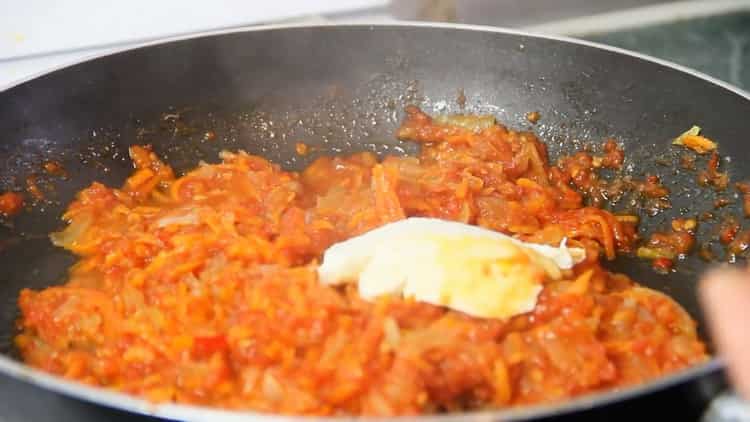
<box><xmin>392</xmin><ymin>0</ymin><xmax>750</xmax><ymax>90</ymax></box>
<box><xmin>1</xmin><ymin>0</ymin><xmax>749</xmax><ymax>91</ymax></box>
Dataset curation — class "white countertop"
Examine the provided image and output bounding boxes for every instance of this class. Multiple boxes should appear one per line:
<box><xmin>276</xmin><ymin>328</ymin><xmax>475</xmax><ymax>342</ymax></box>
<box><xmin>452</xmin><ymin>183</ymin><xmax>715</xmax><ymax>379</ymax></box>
<box><xmin>0</xmin><ymin>0</ymin><xmax>388</xmax><ymax>89</ymax></box>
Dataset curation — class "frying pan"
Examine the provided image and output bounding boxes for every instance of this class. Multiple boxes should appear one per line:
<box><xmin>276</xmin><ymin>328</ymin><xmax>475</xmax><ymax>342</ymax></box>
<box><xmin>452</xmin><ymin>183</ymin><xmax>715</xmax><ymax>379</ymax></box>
<box><xmin>0</xmin><ymin>22</ymin><xmax>748</xmax><ymax>421</ymax></box>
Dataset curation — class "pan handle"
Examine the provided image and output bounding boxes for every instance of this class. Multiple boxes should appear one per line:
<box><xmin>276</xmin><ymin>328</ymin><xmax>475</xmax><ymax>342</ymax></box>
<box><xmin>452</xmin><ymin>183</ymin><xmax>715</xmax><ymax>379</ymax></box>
<box><xmin>702</xmin><ymin>391</ymin><xmax>750</xmax><ymax>422</ymax></box>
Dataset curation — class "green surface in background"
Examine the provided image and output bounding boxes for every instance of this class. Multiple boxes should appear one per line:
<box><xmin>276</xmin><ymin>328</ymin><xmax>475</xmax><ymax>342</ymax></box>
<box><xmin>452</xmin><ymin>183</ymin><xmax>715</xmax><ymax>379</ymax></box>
<box><xmin>585</xmin><ymin>11</ymin><xmax>750</xmax><ymax>90</ymax></box>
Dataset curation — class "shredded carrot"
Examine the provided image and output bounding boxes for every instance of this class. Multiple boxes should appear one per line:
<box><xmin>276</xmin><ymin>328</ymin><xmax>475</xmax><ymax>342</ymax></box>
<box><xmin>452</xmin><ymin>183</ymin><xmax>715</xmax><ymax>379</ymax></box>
<box><xmin>588</xmin><ymin>213</ymin><xmax>617</xmax><ymax>260</ymax></box>
<box><xmin>15</xmin><ymin>107</ymin><xmax>707</xmax><ymax>416</ymax></box>
<box><xmin>371</xmin><ymin>164</ymin><xmax>405</xmax><ymax>224</ymax></box>
<box><xmin>567</xmin><ymin>269</ymin><xmax>594</xmax><ymax>295</ymax></box>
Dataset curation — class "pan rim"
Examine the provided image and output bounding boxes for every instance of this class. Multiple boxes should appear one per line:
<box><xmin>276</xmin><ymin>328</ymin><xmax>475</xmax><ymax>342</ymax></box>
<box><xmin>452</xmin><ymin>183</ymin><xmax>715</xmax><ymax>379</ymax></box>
<box><xmin>0</xmin><ymin>353</ymin><xmax>725</xmax><ymax>421</ymax></box>
<box><xmin>0</xmin><ymin>21</ymin><xmax>736</xmax><ymax>420</ymax></box>
<box><xmin>2</xmin><ymin>20</ymin><xmax>750</xmax><ymax>103</ymax></box>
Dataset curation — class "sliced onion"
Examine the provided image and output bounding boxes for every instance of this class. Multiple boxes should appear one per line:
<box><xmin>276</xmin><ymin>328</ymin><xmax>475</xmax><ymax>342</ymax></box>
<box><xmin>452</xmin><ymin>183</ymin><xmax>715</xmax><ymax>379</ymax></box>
<box><xmin>50</xmin><ymin>213</ymin><xmax>93</xmax><ymax>249</ymax></box>
<box><xmin>383</xmin><ymin>317</ymin><xmax>400</xmax><ymax>349</ymax></box>
<box><xmin>155</xmin><ymin>210</ymin><xmax>199</xmax><ymax>228</ymax></box>
<box><xmin>434</xmin><ymin>114</ymin><xmax>496</xmax><ymax>132</ymax></box>
<box><xmin>262</xmin><ymin>371</ymin><xmax>283</xmax><ymax>402</ymax></box>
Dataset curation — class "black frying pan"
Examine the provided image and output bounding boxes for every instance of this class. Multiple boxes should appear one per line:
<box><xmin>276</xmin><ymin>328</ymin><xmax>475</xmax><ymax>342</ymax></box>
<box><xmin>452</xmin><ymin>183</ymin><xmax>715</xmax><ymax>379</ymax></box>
<box><xmin>0</xmin><ymin>23</ymin><xmax>748</xmax><ymax>421</ymax></box>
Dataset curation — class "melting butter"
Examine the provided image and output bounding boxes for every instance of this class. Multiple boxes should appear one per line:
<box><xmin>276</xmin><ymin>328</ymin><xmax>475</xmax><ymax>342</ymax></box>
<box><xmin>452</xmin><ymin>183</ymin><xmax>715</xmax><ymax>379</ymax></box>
<box><xmin>318</xmin><ymin>217</ymin><xmax>585</xmax><ymax>319</ymax></box>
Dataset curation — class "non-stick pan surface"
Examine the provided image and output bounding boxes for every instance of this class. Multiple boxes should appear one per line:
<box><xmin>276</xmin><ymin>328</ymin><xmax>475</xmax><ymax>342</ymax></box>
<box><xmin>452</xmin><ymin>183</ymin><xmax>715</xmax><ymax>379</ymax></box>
<box><xmin>0</xmin><ymin>23</ymin><xmax>748</xmax><ymax>421</ymax></box>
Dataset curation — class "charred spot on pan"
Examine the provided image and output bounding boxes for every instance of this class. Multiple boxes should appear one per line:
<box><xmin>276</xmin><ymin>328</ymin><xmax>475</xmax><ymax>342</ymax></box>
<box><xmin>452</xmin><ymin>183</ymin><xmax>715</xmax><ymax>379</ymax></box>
<box><xmin>651</xmin><ymin>257</ymin><xmax>674</xmax><ymax>274</ymax></box>
<box><xmin>456</xmin><ymin>89</ymin><xmax>466</xmax><ymax>108</ymax></box>
<box><xmin>295</xmin><ymin>142</ymin><xmax>309</xmax><ymax>156</ymax></box>
<box><xmin>697</xmin><ymin>152</ymin><xmax>729</xmax><ymax>191</ymax></box>
<box><xmin>655</xmin><ymin>157</ymin><xmax>672</xmax><ymax>167</ymax></box>
<box><xmin>42</xmin><ymin>160</ymin><xmax>67</xmax><ymax>179</ymax></box>
<box><xmin>736</xmin><ymin>181</ymin><xmax>750</xmax><ymax>217</ymax></box>
<box><xmin>679</xmin><ymin>154</ymin><xmax>696</xmax><ymax>171</ymax></box>
<box><xmin>727</xmin><ymin>229</ymin><xmax>750</xmax><ymax>260</ymax></box>
<box><xmin>698</xmin><ymin>242</ymin><xmax>717</xmax><ymax>262</ymax></box>
<box><xmin>202</xmin><ymin>131</ymin><xmax>217</xmax><ymax>142</ymax></box>
<box><xmin>699</xmin><ymin>211</ymin><xmax>715</xmax><ymax>222</ymax></box>
<box><xmin>25</xmin><ymin>176</ymin><xmax>45</xmax><ymax>201</ymax></box>
<box><xmin>711</xmin><ymin>214</ymin><xmax>750</xmax><ymax>262</ymax></box>
<box><xmin>717</xmin><ymin>215</ymin><xmax>741</xmax><ymax>248</ymax></box>
<box><xmin>525</xmin><ymin>111</ymin><xmax>541</xmax><ymax>124</ymax></box>
<box><xmin>713</xmin><ymin>197</ymin><xmax>733</xmax><ymax>209</ymax></box>
<box><xmin>159</xmin><ymin>109</ymin><xmax>202</xmax><ymax>138</ymax></box>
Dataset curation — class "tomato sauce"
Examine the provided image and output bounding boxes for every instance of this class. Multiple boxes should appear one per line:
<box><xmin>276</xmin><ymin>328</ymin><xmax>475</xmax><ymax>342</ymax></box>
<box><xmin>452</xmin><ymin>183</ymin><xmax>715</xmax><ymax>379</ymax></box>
<box><xmin>15</xmin><ymin>107</ymin><xmax>707</xmax><ymax>415</ymax></box>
